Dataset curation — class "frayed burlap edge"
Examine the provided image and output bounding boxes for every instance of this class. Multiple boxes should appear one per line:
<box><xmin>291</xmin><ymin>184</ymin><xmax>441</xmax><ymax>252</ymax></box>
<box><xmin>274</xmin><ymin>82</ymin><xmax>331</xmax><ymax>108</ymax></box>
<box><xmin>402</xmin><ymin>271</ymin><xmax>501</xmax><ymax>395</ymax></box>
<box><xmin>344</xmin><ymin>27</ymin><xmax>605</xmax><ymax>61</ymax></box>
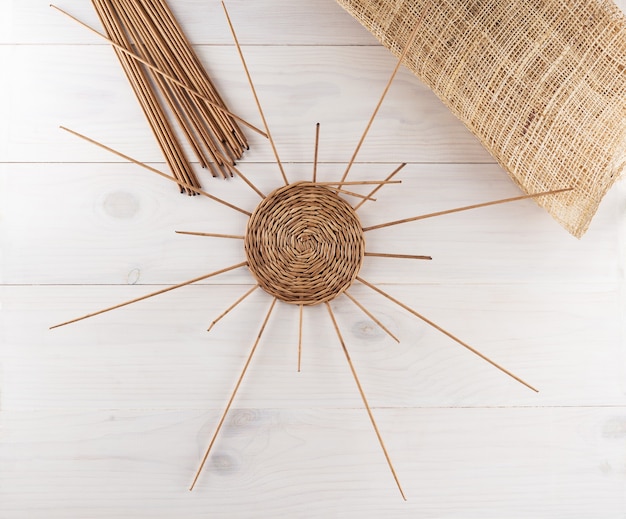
<box><xmin>337</xmin><ymin>0</ymin><xmax>626</xmax><ymax>237</ymax></box>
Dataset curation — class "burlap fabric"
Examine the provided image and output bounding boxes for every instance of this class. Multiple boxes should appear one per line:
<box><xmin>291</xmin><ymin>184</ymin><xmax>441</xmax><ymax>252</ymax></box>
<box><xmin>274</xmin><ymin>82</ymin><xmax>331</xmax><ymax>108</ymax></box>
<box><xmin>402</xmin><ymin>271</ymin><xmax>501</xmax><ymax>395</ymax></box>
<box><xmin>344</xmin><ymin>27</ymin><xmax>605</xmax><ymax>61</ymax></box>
<box><xmin>337</xmin><ymin>0</ymin><xmax>626</xmax><ymax>237</ymax></box>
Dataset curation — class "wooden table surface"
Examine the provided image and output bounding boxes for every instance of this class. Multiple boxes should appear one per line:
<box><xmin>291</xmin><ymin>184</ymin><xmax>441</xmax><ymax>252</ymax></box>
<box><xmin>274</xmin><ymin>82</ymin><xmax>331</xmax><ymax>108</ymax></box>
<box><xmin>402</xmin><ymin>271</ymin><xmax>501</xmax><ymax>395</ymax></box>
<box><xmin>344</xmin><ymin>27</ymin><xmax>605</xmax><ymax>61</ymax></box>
<box><xmin>1</xmin><ymin>1</ymin><xmax>625</xmax><ymax>517</ymax></box>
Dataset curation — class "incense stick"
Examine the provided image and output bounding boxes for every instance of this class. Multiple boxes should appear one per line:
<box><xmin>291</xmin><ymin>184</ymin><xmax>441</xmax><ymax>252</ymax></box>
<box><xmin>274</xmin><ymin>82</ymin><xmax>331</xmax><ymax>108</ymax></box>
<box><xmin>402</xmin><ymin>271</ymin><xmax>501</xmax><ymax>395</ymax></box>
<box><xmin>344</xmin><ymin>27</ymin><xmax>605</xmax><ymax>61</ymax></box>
<box><xmin>51</xmin><ymin>262</ymin><xmax>248</xmax><ymax>329</ymax></box>
<box><xmin>298</xmin><ymin>304</ymin><xmax>304</xmax><ymax>372</ymax></box>
<box><xmin>327</xmin><ymin>187</ymin><xmax>376</xmax><ymax>202</ymax></box>
<box><xmin>313</xmin><ymin>181</ymin><xmax>402</xmax><ymax>186</ymax></box>
<box><xmin>115</xmin><ymin>0</ymin><xmax>218</xmax><ymax>174</ymax></box>
<box><xmin>190</xmin><ymin>297</ymin><xmax>278</xmax><ymax>491</ymax></box>
<box><xmin>363</xmin><ymin>188</ymin><xmax>574</xmax><ymax>232</ymax></box>
<box><xmin>213</xmin><ymin>151</ymin><xmax>267</xmax><ymax>199</ymax></box>
<box><xmin>92</xmin><ymin>0</ymin><xmax>199</xmax><ymax>193</ymax></box>
<box><xmin>357</xmin><ymin>277</ymin><xmax>538</xmax><ymax>392</ymax></box>
<box><xmin>76</xmin><ymin>0</ymin><xmax>258</xmax><ymax>194</ymax></box>
<box><xmin>116</xmin><ymin>0</ymin><xmax>237</xmax><ymax>177</ymax></box>
<box><xmin>60</xmin><ymin>126</ymin><xmax>251</xmax><ymax>216</ymax></box>
<box><xmin>340</xmin><ymin>14</ymin><xmax>424</xmax><ymax>184</ymax></box>
<box><xmin>325</xmin><ymin>302</ymin><xmax>407</xmax><ymax>500</ymax></box>
<box><xmin>151</xmin><ymin>0</ymin><xmax>249</xmax><ymax>151</ymax></box>
<box><xmin>222</xmin><ymin>1</ymin><xmax>289</xmax><ymax>186</ymax></box>
<box><xmin>365</xmin><ymin>252</ymin><xmax>432</xmax><ymax>260</ymax></box>
<box><xmin>343</xmin><ymin>291</ymin><xmax>400</xmax><ymax>343</ymax></box>
<box><xmin>49</xmin><ymin>6</ymin><xmax>265</xmax><ymax>137</ymax></box>
<box><xmin>125</xmin><ymin>0</ymin><xmax>249</xmax><ymax>159</ymax></box>
<box><xmin>312</xmin><ymin>123</ymin><xmax>320</xmax><ymax>183</ymax></box>
<box><xmin>354</xmin><ymin>163</ymin><xmax>406</xmax><ymax>211</ymax></box>
<box><xmin>176</xmin><ymin>231</ymin><xmax>245</xmax><ymax>239</ymax></box>
<box><xmin>207</xmin><ymin>285</ymin><xmax>259</xmax><ymax>332</ymax></box>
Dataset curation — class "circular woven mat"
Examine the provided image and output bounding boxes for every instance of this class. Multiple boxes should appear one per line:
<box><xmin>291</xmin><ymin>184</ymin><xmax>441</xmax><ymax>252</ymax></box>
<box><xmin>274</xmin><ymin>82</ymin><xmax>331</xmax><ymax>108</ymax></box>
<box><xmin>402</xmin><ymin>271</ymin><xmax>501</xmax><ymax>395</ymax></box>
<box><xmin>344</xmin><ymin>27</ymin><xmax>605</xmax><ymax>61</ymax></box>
<box><xmin>245</xmin><ymin>182</ymin><xmax>365</xmax><ymax>305</ymax></box>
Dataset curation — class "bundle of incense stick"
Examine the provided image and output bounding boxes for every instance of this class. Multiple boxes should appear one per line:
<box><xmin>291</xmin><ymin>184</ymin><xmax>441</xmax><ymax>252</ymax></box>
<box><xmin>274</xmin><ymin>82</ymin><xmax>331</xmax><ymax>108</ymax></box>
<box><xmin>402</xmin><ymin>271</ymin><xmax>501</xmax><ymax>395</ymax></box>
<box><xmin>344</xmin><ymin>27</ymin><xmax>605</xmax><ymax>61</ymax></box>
<box><xmin>91</xmin><ymin>0</ymin><xmax>249</xmax><ymax>193</ymax></box>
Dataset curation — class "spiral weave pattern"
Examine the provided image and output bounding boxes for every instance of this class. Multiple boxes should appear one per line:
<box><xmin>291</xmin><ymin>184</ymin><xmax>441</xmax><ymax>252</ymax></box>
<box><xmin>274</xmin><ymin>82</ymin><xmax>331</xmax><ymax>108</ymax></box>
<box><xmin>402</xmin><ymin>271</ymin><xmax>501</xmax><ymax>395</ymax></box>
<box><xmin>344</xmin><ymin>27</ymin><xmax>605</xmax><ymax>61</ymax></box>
<box><xmin>245</xmin><ymin>182</ymin><xmax>365</xmax><ymax>305</ymax></box>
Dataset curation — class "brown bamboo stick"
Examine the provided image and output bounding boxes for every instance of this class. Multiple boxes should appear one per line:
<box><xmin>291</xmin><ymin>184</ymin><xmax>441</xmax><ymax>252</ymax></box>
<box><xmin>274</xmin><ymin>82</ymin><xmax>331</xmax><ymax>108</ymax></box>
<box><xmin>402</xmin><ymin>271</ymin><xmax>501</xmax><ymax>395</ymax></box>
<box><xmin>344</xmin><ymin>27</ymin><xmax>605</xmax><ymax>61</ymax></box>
<box><xmin>51</xmin><ymin>261</ymin><xmax>248</xmax><ymax>330</ymax></box>
<box><xmin>150</xmin><ymin>0</ymin><xmax>249</xmax><ymax>149</ymax></box>
<box><xmin>313</xmin><ymin>122</ymin><xmax>320</xmax><ymax>183</ymax></box>
<box><xmin>64</xmin><ymin>0</ymin><xmax>263</xmax><ymax>195</ymax></box>
<box><xmin>93</xmin><ymin>1</ymin><xmax>181</xmax><ymax>177</ymax></box>
<box><xmin>93</xmin><ymin>0</ymin><xmax>199</xmax><ymax>192</ymax></box>
<box><xmin>115</xmin><ymin>0</ymin><xmax>216</xmax><ymax>174</ymax></box>
<box><xmin>207</xmin><ymin>285</ymin><xmax>259</xmax><ymax>332</ymax></box>
<box><xmin>356</xmin><ymin>276</ymin><xmax>539</xmax><ymax>393</ymax></box>
<box><xmin>354</xmin><ymin>163</ymin><xmax>407</xmax><ymax>211</ymax></box>
<box><xmin>135</xmin><ymin>7</ymin><xmax>241</xmax><ymax>168</ymax></box>
<box><xmin>340</xmin><ymin>14</ymin><xmax>424</xmax><ymax>183</ymax></box>
<box><xmin>325</xmin><ymin>302</ymin><xmax>407</xmax><ymax>501</ymax></box>
<box><xmin>60</xmin><ymin>126</ymin><xmax>252</xmax><ymax>216</ymax></box>
<box><xmin>343</xmin><ymin>291</ymin><xmax>400</xmax><ymax>343</ymax></box>
<box><xmin>50</xmin><ymin>3</ymin><xmax>267</xmax><ymax>138</ymax></box>
<box><xmin>190</xmin><ymin>297</ymin><xmax>278</xmax><ymax>491</ymax></box>
<box><xmin>127</xmin><ymin>0</ymin><xmax>249</xmax><ymax>157</ymax></box>
<box><xmin>327</xmin><ymin>187</ymin><xmax>376</xmax><ymax>202</ymax></box>
<box><xmin>298</xmin><ymin>304</ymin><xmax>304</xmax><ymax>372</ymax></box>
<box><xmin>313</xmin><ymin>180</ymin><xmax>402</xmax><ymax>186</ymax></box>
<box><xmin>144</xmin><ymin>0</ymin><xmax>205</xmax><ymax>88</ymax></box>
<box><xmin>175</xmin><ymin>231</ymin><xmax>245</xmax><ymax>239</ymax></box>
<box><xmin>222</xmin><ymin>1</ymin><xmax>289</xmax><ymax>186</ymax></box>
<box><xmin>363</xmin><ymin>188</ymin><xmax>574</xmax><ymax>232</ymax></box>
<box><xmin>119</xmin><ymin>0</ymin><xmax>215</xmax><ymax>164</ymax></box>
<box><xmin>122</xmin><ymin>0</ymin><xmax>239</xmax><ymax>174</ymax></box>
<box><xmin>212</xmin><ymin>151</ymin><xmax>267</xmax><ymax>199</ymax></box>
<box><xmin>365</xmin><ymin>252</ymin><xmax>432</xmax><ymax>260</ymax></box>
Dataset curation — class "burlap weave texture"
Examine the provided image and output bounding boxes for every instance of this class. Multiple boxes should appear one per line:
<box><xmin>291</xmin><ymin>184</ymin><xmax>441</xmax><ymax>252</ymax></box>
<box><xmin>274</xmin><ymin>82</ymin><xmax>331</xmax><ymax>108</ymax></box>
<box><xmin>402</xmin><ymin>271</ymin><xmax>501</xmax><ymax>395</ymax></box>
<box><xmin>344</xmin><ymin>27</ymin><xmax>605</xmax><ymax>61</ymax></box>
<box><xmin>337</xmin><ymin>0</ymin><xmax>626</xmax><ymax>237</ymax></box>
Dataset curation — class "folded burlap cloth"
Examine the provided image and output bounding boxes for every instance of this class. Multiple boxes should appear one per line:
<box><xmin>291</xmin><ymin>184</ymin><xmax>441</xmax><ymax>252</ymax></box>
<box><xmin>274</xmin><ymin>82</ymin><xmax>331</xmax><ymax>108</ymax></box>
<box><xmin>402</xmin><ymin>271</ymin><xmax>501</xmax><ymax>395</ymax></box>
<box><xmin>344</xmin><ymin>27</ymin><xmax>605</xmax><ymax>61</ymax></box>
<box><xmin>337</xmin><ymin>0</ymin><xmax>626</xmax><ymax>237</ymax></box>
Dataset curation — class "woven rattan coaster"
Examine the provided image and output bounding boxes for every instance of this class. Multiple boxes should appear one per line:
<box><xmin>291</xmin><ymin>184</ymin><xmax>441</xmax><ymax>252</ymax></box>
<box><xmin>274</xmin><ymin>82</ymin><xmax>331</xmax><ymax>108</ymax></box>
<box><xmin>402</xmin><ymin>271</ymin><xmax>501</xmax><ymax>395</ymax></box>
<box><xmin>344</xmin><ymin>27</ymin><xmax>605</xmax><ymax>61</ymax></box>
<box><xmin>245</xmin><ymin>182</ymin><xmax>366</xmax><ymax>305</ymax></box>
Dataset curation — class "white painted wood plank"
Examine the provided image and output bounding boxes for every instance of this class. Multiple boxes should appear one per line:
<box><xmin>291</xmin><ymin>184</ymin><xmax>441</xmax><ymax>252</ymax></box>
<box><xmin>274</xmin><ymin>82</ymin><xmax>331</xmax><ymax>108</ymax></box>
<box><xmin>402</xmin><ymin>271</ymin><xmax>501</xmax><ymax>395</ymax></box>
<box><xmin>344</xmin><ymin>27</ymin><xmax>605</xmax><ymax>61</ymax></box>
<box><xmin>0</xmin><ymin>44</ymin><xmax>491</xmax><ymax>164</ymax></box>
<box><xmin>1</xmin><ymin>1</ymin><xmax>625</xmax><ymax>517</ymax></box>
<box><xmin>2</xmin><ymin>282</ymin><xmax>623</xmax><ymax>410</ymax></box>
<box><xmin>1</xmin><ymin>407</ymin><xmax>624</xmax><ymax>518</ymax></box>
<box><xmin>1</xmin><ymin>0</ymin><xmax>371</xmax><ymax>45</ymax></box>
<box><xmin>3</xmin><ymin>0</ymin><xmax>625</xmax><ymax>45</ymax></box>
<box><xmin>1</xmin><ymin>162</ymin><xmax>623</xmax><ymax>285</ymax></box>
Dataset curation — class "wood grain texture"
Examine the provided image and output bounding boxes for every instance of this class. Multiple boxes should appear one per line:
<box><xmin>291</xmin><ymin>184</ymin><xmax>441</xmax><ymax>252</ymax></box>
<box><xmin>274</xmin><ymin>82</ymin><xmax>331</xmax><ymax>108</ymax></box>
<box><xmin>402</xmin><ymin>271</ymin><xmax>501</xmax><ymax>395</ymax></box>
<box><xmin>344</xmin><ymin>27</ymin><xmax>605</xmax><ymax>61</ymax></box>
<box><xmin>0</xmin><ymin>44</ymin><xmax>491</xmax><ymax>164</ymax></box>
<box><xmin>0</xmin><ymin>0</ymin><xmax>370</xmax><ymax>45</ymax></box>
<box><xmin>2</xmin><ymin>163</ymin><xmax>623</xmax><ymax>285</ymax></box>
<box><xmin>1</xmin><ymin>0</ymin><xmax>625</xmax><ymax>517</ymax></box>
<box><xmin>0</xmin><ymin>408</ymin><xmax>624</xmax><ymax>518</ymax></box>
